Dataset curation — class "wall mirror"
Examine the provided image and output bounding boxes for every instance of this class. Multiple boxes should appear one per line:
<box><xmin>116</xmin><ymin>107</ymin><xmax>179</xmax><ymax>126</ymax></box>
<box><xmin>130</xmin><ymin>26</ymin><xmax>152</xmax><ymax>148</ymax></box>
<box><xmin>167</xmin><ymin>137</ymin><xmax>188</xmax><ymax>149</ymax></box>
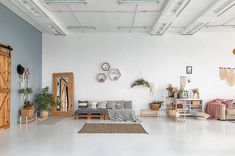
<box><xmin>52</xmin><ymin>72</ymin><xmax>74</xmax><ymax>116</ymax></box>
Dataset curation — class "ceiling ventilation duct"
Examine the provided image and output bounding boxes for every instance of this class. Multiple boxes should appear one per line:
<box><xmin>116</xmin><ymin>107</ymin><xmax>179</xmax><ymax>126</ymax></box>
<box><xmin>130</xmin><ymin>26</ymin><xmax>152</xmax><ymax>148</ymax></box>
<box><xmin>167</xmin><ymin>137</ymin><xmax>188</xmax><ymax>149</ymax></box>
<box><xmin>181</xmin><ymin>0</ymin><xmax>235</xmax><ymax>35</ymax></box>
<box><xmin>150</xmin><ymin>0</ymin><xmax>190</xmax><ymax>35</ymax></box>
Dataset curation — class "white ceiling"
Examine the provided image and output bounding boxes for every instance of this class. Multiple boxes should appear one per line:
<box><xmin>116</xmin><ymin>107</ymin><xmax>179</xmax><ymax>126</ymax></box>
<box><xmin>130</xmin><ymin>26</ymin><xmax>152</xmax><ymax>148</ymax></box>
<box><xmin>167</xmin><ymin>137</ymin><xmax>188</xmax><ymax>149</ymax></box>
<box><xmin>1</xmin><ymin>0</ymin><xmax>235</xmax><ymax>35</ymax></box>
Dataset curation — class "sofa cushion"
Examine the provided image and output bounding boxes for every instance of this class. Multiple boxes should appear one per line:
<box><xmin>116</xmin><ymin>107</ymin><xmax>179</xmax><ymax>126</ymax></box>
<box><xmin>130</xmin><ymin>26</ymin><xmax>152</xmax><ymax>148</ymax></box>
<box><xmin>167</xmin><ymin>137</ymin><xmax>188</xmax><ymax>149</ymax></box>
<box><xmin>97</xmin><ymin>101</ymin><xmax>107</xmax><ymax>109</ymax></box>
<box><xmin>115</xmin><ymin>101</ymin><xmax>125</xmax><ymax>109</ymax></box>
<box><xmin>107</xmin><ymin>101</ymin><xmax>116</xmax><ymax>109</ymax></box>
<box><xmin>124</xmin><ymin>101</ymin><xmax>132</xmax><ymax>109</ymax></box>
<box><xmin>88</xmin><ymin>101</ymin><xmax>97</xmax><ymax>109</ymax></box>
<box><xmin>226</xmin><ymin>109</ymin><xmax>235</xmax><ymax>116</ymax></box>
<box><xmin>78</xmin><ymin>100</ymin><xmax>88</xmax><ymax>108</ymax></box>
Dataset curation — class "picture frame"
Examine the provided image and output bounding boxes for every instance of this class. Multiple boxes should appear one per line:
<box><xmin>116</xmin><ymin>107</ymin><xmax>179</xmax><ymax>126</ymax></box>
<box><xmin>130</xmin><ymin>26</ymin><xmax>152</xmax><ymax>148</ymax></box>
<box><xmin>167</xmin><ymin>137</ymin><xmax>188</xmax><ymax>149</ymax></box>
<box><xmin>186</xmin><ymin>66</ymin><xmax>192</xmax><ymax>74</ymax></box>
<box><xmin>182</xmin><ymin>91</ymin><xmax>188</xmax><ymax>98</ymax></box>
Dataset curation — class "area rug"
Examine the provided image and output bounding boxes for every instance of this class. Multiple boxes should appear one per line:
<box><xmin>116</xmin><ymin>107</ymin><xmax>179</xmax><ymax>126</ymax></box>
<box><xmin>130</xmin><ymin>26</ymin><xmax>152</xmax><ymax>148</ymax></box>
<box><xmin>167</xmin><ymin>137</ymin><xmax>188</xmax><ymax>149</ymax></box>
<box><xmin>36</xmin><ymin>117</ymin><xmax>65</xmax><ymax>125</ymax></box>
<box><xmin>78</xmin><ymin>123</ymin><xmax>148</xmax><ymax>134</ymax></box>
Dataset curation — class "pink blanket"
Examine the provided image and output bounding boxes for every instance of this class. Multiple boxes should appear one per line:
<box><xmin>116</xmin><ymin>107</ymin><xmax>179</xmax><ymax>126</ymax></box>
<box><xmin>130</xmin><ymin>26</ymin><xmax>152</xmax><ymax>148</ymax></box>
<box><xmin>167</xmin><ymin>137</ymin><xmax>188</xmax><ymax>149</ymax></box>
<box><xmin>205</xmin><ymin>99</ymin><xmax>233</xmax><ymax>119</ymax></box>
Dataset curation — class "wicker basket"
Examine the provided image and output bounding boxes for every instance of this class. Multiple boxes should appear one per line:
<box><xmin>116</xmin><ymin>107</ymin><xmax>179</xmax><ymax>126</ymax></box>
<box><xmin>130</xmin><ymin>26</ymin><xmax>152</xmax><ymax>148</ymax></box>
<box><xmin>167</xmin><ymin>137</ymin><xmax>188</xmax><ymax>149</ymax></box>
<box><xmin>149</xmin><ymin>103</ymin><xmax>161</xmax><ymax>110</ymax></box>
<box><xmin>20</xmin><ymin>108</ymin><xmax>34</xmax><ymax>116</ymax></box>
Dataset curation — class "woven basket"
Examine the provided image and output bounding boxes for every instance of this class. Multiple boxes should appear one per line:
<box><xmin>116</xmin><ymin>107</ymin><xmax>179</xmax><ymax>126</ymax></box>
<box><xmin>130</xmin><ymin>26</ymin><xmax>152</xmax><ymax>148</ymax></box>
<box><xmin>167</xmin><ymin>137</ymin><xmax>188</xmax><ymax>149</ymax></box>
<box><xmin>149</xmin><ymin>103</ymin><xmax>161</xmax><ymax>110</ymax></box>
<box><xmin>20</xmin><ymin>108</ymin><xmax>34</xmax><ymax>116</ymax></box>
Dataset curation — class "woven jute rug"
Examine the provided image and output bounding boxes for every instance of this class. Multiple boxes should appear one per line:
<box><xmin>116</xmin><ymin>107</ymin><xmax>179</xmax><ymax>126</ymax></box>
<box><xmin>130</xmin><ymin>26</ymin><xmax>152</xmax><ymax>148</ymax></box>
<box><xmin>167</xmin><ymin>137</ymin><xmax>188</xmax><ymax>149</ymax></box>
<box><xmin>78</xmin><ymin>123</ymin><xmax>148</xmax><ymax>134</ymax></box>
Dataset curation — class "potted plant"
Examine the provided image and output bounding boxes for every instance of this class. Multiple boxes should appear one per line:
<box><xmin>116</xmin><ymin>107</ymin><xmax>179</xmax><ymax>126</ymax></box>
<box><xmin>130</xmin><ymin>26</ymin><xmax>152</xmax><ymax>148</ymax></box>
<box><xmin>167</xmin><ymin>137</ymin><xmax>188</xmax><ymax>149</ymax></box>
<box><xmin>149</xmin><ymin>100</ymin><xmax>164</xmax><ymax>110</ymax></box>
<box><xmin>166</xmin><ymin>84</ymin><xmax>174</xmax><ymax>97</ymax></box>
<box><xmin>35</xmin><ymin>87</ymin><xmax>54</xmax><ymax>118</ymax></box>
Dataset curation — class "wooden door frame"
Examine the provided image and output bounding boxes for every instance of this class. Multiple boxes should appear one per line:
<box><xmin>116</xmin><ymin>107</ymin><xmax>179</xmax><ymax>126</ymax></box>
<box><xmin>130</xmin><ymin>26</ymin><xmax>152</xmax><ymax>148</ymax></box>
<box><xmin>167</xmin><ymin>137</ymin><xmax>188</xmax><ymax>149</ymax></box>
<box><xmin>0</xmin><ymin>47</ymin><xmax>11</xmax><ymax>129</ymax></box>
<box><xmin>52</xmin><ymin>72</ymin><xmax>74</xmax><ymax>117</ymax></box>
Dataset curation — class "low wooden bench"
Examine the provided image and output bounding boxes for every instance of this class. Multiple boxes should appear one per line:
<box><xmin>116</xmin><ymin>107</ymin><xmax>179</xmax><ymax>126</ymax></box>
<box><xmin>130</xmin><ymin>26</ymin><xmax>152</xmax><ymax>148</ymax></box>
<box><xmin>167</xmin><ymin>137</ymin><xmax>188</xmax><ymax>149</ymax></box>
<box><xmin>74</xmin><ymin>112</ymin><xmax>109</xmax><ymax>120</ymax></box>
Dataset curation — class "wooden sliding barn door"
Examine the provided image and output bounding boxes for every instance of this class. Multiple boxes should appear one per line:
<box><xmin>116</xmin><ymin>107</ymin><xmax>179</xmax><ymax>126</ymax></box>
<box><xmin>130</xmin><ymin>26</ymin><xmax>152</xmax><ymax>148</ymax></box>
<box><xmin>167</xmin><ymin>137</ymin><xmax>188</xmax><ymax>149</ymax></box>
<box><xmin>0</xmin><ymin>48</ymin><xmax>11</xmax><ymax>129</ymax></box>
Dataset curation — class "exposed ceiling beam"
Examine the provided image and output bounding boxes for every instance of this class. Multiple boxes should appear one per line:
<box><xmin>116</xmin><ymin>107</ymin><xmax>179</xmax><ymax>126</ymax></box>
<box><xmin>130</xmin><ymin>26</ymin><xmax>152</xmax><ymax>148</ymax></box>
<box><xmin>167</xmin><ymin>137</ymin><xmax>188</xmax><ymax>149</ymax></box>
<box><xmin>150</xmin><ymin>0</ymin><xmax>191</xmax><ymax>35</ymax></box>
<box><xmin>31</xmin><ymin>0</ymin><xmax>67</xmax><ymax>35</ymax></box>
<box><xmin>0</xmin><ymin>0</ymin><xmax>48</xmax><ymax>33</ymax></box>
<box><xmin>181</xmin><ymin>0</ymin><xmax>235</xmax><ymax>35</ymax></box>
<box><xmin>4</xmin><ymin>0</ymin><xmax>67</xmax><ymax>35</ymax></box>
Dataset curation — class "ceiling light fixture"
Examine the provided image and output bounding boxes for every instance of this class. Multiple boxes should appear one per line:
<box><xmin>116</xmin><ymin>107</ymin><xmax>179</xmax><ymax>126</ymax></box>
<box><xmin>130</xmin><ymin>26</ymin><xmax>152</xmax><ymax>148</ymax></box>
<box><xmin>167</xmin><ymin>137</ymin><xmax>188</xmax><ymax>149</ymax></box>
<box><xmin>117</xmin><ymin>26</ymin><xmax>151</xmax><ymax>31</ymax></box>
<box><xmin>45</xmin><ymin>0</ymin><xmax>87</xmax><ymax>5</ymax></box>
<box><xmin>67</xmin><ymin>26</ymin><xmax>96</xmax><ymax>30</ymax></box>
<box><xmin>117</xmin><ymin>0</ymin><xmax>159</xmax><ymax>4</ymax></box>
<box><xmin>181</xmin><ymin>22</ymin><xmax>208</xmax><ymax>35</ymax></box>
<box><xmin>151</xmin><ymin>22</ymin><xmax>172</xmax><ymax>35</ymax></box>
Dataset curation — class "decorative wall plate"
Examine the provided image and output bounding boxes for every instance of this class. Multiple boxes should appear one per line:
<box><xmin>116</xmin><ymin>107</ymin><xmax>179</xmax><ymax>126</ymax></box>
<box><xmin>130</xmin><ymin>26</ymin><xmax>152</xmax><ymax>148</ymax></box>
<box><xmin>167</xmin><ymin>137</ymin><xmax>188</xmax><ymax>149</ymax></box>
<box><xmin>108</xmin><ymin>69</ymin><xmax>121</xmax><ymax>81</ymax></box>
<box><xmin>101</xmin><ymin>62</ymin><xmax>110</xmax><ymax>71</ymax></box>
<box><xmin>97</xmin><ymin>73</ymin><xmax>107</xmax><ymax>82</ymax></box>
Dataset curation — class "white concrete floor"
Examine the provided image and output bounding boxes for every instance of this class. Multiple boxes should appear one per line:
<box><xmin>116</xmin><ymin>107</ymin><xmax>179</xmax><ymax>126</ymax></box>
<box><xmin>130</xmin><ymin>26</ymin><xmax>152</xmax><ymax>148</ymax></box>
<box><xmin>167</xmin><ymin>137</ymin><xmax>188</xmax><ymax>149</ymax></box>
<box><xmin>0</xmin><ymin>117</ymin><xmax>235</xmax><ymax>156</ymax></box>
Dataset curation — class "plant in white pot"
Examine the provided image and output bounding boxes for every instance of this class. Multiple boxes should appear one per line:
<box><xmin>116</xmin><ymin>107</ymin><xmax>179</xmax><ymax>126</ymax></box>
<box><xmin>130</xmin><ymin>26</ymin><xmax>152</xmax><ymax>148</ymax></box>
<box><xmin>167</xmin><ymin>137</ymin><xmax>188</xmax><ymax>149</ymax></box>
<box><xmin>35</xmin><ymin>87</ymin><xmax>54</xmax><ymax>118</ymax></box>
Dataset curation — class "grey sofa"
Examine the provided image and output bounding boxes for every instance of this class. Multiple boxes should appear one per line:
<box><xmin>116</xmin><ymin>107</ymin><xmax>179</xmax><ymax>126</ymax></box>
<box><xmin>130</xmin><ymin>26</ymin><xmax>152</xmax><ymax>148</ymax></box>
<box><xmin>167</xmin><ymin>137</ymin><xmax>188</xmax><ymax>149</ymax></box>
<box><xmin>74</xmin><ymin>100</ymin><xmax>132</xmax><ymax>120</ymax></box>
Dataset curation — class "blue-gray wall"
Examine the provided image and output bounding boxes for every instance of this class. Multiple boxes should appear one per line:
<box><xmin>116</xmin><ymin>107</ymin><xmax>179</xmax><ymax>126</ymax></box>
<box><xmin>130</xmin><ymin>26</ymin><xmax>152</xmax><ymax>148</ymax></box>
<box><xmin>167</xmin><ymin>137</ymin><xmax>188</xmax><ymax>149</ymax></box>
<box><xmin>0</xmin><ymin>4</ymin><xmax>42</xmax><ymax>126</ymax></box>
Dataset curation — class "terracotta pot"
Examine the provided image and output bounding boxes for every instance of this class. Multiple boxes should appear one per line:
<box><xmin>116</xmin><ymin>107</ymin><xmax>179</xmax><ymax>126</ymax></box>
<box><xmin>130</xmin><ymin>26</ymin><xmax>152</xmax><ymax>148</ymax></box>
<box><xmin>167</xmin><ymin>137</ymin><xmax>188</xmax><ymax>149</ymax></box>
<box><xmin>40</xmin><ymin>111</ymin><xmax>49</xmax><ymax>118</ymax></box>
<box><xmin>150</xmin><ymin>103</ymin><xmax>161</xmax><ymax>110</ymax></box>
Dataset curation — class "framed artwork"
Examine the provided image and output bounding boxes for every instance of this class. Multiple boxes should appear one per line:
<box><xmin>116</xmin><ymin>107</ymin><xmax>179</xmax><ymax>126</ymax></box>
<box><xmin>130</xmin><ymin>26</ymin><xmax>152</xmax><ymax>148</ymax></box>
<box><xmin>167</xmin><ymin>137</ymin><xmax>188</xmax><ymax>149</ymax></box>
<box><xmin>182</xmin><ymin>91</ymin><xmax>188</xmax><ymax>98</ymax></box>
<box><xmin>186</xmin><ymin>66</ymin><xmax>192</xmax><ymax>74</ymax></box>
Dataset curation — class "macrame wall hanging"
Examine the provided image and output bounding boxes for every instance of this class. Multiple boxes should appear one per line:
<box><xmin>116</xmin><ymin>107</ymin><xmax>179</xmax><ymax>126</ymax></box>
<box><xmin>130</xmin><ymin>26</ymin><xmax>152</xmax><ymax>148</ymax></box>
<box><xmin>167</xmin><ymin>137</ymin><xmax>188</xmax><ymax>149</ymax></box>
<box><xmin>219</xmin><ymin>67</ymin><xmax>235</xmax><ymax>86</ymax></box>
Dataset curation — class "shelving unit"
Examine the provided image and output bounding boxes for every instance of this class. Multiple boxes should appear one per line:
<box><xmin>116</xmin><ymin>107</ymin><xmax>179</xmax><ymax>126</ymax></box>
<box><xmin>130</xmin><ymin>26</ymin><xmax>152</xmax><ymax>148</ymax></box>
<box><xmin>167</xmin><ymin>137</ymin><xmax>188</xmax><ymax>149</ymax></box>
<box><xmin>166</xmin><ymin>97</ymin><xmax>203</xmax><ymax>118</ymax></box>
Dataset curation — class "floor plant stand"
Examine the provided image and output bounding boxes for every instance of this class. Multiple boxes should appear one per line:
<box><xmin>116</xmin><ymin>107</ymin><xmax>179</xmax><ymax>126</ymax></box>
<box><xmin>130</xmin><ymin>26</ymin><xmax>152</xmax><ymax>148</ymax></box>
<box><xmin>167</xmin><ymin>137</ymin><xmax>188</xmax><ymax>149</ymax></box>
<box><xmin>19</xmin><ymin>113</ymin><xmax>37</xmax><ymax>125</ymax></box>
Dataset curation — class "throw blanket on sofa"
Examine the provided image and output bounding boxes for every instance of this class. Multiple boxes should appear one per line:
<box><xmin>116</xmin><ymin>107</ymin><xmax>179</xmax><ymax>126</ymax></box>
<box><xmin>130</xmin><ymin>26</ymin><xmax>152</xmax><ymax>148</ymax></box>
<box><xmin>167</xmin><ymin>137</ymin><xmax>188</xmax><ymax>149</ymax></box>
<box><xmin>108</xmin><ymin>109</ymin><xmax>139</xmax><ymax>122</ymax></box>
<box><xmin>205</xmin><ymin>99</ymin><xmax>234</xmax><ymax>119</ymax></box>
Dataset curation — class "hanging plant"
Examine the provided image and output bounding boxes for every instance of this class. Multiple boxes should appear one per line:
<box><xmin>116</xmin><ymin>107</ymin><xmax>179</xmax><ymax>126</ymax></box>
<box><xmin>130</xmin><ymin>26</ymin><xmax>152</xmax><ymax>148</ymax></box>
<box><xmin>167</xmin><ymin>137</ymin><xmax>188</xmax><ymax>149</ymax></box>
<box><xmin>19</xmin><ymin>88</ymin><xmax>27</xmax><ymax>95</ymax></box>
<box><xmin>26</xmin><ymin>87</ymin><xmax>33</xmax><ymax>94</ymax></box>
<box><xmin>131</xmin><ymin>78</ymin><xmax>151</xmax><ymax>88</ymax></box>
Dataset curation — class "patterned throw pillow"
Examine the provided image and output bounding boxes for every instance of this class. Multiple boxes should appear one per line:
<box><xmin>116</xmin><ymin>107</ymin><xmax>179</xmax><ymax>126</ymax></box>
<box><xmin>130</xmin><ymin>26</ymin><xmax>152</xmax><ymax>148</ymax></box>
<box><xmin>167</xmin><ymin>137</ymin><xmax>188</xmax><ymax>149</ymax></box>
<box><xmin>115</xmin><ymin>101</ymin><xmax>125</xmax><ymax>109</ymax></box>
<box><xmin>124</xmin><ymin>101</ymin><xmax>132</xmax><ymax>109</ymax></box>
<box><xmin>107</xmin><ymin>101</ymin><xmax>116</xmax><ymax>109</ymax></box>
<box><xmin>230</xmin><ymin>101</ymin><xmax>235</xmax><ymax>109</ymax></box>
<box><xmin>78</xmin><ymin>100</ymin><xmax>88</xmax><ymax>108</ymax></box>
<box><xmin>97</xmin><ymin>101</ymin><xmax>107</xmax><ymax>109</ymax></box>
<box><xmin>88</xmin><ymin>101</ymin><xmax>97</xmax><ymax>109</ymax></box>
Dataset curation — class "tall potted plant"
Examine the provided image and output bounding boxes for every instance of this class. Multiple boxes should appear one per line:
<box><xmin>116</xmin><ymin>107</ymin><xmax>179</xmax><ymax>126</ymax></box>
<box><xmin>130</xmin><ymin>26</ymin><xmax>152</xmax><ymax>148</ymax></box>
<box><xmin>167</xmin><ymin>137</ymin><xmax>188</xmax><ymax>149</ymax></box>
<box><xmin>35</xmin><ymin>87</ymin><xmax>54</xmax><ymax>118</ymax></box>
